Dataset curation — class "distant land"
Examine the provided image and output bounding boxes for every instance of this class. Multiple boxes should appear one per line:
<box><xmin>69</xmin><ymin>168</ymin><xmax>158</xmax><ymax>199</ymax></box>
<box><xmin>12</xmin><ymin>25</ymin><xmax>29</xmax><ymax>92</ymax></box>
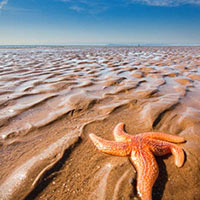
<box><xmin>0</xmin><ymin>43</ymin><xmax>200</xmax><ymax>48</ymax></box>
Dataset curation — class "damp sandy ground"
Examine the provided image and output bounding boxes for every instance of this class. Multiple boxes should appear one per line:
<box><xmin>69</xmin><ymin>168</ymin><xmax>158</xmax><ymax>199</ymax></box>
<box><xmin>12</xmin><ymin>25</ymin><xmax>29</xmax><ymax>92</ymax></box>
<box><xmin>0</xmin><ymin>46</ymin><xmax>200</xmax><ymax>200</ymax></box>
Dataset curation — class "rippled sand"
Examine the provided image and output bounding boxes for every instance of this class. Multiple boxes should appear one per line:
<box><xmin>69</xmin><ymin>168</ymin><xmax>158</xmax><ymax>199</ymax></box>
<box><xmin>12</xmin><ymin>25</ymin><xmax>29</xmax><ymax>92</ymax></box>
<box><xmin>0</xmin><ymin>46</ymin><xmax>200</xmax><ymax>200</ymax></box>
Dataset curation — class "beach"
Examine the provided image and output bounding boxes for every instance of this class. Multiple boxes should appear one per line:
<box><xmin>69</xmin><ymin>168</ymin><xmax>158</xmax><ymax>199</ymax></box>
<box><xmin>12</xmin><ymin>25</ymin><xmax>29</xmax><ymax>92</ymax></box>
<box><xmin>0</xmin><ymin>46</ymin><xmax>200</xmax><ymax>200</ymax></box>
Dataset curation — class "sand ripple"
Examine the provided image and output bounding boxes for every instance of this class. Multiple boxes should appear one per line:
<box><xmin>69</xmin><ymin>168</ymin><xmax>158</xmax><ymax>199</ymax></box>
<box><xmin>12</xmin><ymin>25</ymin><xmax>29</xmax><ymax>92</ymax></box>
<box><xmin>0</xmin><ymin>46</ymin><xmax>200</xmax><ymax>200</ymax></box>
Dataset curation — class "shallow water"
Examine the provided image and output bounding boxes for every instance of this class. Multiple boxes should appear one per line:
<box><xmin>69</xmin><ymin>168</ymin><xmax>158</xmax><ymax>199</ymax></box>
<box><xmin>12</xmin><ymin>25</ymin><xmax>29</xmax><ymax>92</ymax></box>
<box><xmin>0</xmin><ymin>46</ymin><xmax>200</xmax><ymax>200</ymax></box>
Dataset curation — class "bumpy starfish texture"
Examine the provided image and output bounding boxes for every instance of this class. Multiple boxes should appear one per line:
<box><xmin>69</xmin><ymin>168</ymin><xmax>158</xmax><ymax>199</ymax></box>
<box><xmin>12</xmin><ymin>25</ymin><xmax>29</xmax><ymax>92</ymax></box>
<box><xmin>89</xmin><ymin>123</ymin><xmax>186</xmax><ymax>200</ymax></box>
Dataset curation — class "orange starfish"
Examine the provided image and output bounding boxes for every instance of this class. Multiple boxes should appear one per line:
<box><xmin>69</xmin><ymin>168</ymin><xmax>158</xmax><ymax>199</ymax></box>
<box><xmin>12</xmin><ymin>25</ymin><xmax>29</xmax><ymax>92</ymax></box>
<box><xmin>89</xmin><ymin>122</ymin><xmax>186</xmax><ymax>200</ymax></box>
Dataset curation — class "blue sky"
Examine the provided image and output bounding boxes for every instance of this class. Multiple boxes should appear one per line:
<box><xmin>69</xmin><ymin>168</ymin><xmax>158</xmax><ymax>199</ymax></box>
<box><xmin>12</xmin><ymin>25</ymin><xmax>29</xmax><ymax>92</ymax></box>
<box><xmin>0</xmin><ymin>0</ymin><xmax>200</xmax><ymax>45</ymax></box>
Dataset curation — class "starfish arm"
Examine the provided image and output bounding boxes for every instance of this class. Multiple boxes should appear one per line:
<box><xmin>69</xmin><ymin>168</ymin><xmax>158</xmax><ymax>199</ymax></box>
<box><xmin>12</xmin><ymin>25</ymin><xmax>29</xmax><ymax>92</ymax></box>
<box><xmin>141</xmin><ymin>132</ymin><xmax>185</xmax><ymax>143</ymax></box>
<box><xmin>113</xmin><ymin>122</ymin><xmax>132</xmax><ymax>142</ymax></box>
<box><xmin>171</xmin><ymin>144</ymin><xmax>185</xmax><ymax>167</ymax></box>
<box><xmin>89</xmin><ymin>134</ymin><xmax>132</xmax><ymax>156</ymax></box>
<box><xmin>147</xmin><ymin>139</ymin><xmax>185</xmax><ymax>168</ymax></box>
<box><xmin>130</xmin><ymin>148</ymin><xmax>159</xmax><ymax>200</ymax></box>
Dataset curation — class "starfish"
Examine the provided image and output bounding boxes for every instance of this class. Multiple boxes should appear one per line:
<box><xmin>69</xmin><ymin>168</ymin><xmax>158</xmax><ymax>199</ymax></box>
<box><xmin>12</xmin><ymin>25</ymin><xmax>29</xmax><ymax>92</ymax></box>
<box><xmin>89</xmin><ymin>122</ymin><xmax>186</xmax><ymax>200</ymax></box>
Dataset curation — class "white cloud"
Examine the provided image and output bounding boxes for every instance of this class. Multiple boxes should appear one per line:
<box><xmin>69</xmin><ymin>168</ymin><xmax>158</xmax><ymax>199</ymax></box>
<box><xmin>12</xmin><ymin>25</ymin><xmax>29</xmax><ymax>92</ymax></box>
<box><xmin>0</xmin><ymin>0</ymin><xmax>8</xmax><ymax>9</ymax></box>
<box><xmin>58</xmin><ymin>0</ymin><xmax>90</xmax><ymax>4</ymax></box>
<box><xmin>58</xmin><ymin>0</ymin><xmax>71</xmax><ymax>2</ymax></box>
<box><xmin>131</xmin><ymin>0</ymin><xmax>200</xmax><ymax>6</ymax></box>
<box><xmin>70</xmin><ymin>5</ymin><xmax>84</xmax><ymax>12</ymax></box>
<box><xmin>58</xmin><ymin>0</ymin><xmax>108</xmax><ymax>14</ymax></box>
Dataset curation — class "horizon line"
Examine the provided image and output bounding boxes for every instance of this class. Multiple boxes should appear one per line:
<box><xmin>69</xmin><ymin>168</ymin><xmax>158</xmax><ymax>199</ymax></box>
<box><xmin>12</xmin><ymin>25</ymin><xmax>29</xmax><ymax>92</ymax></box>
<box><xmin>0</xmin><ymin>43</ymin><xmax>200</xmax><ymax>48</ymax></box>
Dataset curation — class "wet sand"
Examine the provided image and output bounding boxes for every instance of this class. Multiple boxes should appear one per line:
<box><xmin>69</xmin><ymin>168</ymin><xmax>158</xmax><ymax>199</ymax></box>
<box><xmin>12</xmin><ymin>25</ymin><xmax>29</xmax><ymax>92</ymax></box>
<box><xmin>0</xmin><ymin>46</ymin><xmax>200</xmax><ymax>200</ymax></box>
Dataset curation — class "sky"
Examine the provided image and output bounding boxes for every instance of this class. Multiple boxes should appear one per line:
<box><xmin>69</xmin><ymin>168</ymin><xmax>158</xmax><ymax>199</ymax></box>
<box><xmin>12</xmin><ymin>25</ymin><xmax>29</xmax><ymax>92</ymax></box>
<box><xmin>0</xmin><ymin>0</ymin><xmax>200</xmax><ymax>45</ymax></box>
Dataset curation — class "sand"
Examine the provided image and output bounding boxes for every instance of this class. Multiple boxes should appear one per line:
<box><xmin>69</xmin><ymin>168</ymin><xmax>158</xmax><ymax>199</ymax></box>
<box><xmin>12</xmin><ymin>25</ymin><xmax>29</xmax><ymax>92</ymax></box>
<box><xmin>0</xmin><ymin>46</ymin><xmax>200</xmax><ymax>200</ymax></box>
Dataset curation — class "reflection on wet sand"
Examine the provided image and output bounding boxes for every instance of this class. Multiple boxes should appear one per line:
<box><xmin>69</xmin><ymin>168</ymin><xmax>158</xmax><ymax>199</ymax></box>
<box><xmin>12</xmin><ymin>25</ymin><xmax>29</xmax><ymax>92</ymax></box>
<box><xmin>0</xmin><ymin>46</ymin><xmax>200</xmax><ymax>200</ymax></box>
